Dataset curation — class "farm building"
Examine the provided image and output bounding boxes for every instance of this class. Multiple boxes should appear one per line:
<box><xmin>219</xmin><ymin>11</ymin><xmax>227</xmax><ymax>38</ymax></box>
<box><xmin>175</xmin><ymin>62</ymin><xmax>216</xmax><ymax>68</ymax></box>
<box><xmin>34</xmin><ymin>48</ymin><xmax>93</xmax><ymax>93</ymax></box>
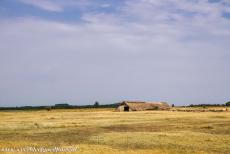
<box><xmin>116</xmin><ymin>101</ymin><xmax>170</xmax><ymax>112</ymax></box>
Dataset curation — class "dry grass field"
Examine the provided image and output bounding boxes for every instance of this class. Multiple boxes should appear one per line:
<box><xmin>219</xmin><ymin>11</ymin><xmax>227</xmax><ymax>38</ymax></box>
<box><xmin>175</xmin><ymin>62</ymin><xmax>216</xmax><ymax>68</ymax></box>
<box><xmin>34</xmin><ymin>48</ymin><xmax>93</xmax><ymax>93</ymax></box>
<box><xmin>0</xmin><ymin>108</ymin><xmax>230</xmax><ymax>154</ymax></box>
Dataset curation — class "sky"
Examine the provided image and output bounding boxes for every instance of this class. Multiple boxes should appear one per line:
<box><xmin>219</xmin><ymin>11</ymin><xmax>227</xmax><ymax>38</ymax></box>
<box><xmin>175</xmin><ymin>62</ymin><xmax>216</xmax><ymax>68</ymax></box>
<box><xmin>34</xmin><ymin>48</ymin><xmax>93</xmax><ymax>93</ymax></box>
<box><xmin>0</xmin><ymin>0</ymin><xmax>230</xmax><ymax>107</ymax></box>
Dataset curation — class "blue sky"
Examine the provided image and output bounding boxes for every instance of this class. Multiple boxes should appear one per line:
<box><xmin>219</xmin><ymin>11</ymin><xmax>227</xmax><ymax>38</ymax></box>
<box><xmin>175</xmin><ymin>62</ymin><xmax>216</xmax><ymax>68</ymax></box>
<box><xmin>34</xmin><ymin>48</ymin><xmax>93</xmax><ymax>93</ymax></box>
<box><xmin>0</xmin><ymin>0</ymin><xmax>124</xmax><ymax>22</ymax></box>
<box><xmin>0</xmin><ymin>0</ymin><xmax>230</xmax><ymax>107</ymax></box>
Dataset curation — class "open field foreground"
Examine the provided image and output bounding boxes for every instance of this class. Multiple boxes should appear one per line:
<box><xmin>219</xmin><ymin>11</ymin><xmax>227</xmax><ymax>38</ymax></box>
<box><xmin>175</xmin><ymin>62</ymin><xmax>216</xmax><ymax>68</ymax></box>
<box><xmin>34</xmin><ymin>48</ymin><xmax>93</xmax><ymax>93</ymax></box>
<box><xmin>0</xmin><ymin>109</ymin><xmax>230</xmax><ymax>154</ymax></box>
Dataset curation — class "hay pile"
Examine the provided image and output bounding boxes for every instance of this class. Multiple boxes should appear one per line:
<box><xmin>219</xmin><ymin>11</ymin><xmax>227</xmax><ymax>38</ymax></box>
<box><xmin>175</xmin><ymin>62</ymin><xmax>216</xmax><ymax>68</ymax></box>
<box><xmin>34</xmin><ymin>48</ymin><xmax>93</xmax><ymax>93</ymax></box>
<box><xmin>116</xmin><ymin>101</ymin><xmax>170</xmax><ymax>111</ymax></box>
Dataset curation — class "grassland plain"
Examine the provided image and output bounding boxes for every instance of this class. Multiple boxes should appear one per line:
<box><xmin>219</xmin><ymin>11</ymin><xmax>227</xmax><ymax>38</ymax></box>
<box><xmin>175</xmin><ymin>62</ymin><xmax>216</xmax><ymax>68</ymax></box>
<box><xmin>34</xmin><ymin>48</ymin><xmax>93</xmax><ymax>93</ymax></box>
<box><xmin>0</xmin><ymin>108</ymin><xmax>230</xmax><ymax>154</ymax></box>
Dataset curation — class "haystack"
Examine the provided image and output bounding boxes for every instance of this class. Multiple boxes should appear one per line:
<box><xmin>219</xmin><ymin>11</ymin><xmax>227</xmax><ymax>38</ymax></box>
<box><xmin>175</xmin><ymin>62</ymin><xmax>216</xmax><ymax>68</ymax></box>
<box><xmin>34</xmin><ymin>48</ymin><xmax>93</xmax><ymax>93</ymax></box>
<box><xmin>116</xmin><ymin>101</ymin><xmax>170</xmax><ymax>112</ymax></box>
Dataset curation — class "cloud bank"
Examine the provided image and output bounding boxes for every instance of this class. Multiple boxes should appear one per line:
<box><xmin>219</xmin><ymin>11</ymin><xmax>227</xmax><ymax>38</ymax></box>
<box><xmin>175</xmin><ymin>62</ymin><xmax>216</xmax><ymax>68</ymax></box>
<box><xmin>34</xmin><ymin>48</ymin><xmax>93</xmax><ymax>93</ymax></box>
<box><xmin>0</xmin><ymin>0</ymin><xmax>230</xmax><ymax>106</ymax></box>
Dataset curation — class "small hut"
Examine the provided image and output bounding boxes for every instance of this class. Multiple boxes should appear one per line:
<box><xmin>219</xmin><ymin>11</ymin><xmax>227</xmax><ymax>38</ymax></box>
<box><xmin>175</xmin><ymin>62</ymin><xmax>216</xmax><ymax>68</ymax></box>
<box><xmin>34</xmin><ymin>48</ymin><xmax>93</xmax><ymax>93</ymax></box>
<box><xmin>116</xmin><ymin>101</ymin><xmax>170</xmax><ymax>112</ymax></box>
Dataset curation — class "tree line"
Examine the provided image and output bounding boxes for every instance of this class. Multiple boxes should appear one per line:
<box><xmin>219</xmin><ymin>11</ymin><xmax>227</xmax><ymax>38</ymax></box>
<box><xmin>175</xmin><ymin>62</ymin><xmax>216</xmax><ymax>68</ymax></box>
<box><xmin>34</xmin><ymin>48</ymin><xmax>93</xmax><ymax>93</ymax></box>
<box><xmin>189</xmin><ymin>101</ymin><xmax>230</xmax><ymax>107</ymax></box>
<box><xmin>0</xmin><ymin>102</ymin><xmax>119</xmax><ymax>111</ymax></box>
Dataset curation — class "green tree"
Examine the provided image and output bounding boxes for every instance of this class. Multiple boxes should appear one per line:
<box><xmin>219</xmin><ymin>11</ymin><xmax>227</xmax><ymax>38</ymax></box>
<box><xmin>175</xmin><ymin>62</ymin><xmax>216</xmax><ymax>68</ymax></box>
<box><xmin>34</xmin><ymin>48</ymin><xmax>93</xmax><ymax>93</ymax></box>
<box><xmin>94</xmin><ymin>101</ymin><xmax>99</xmax><ymax>108</ymax></box>
<box><xmin>226</xmin><ymin>101</ymin><xmax>230</xmax><ymax>106</ymax></box>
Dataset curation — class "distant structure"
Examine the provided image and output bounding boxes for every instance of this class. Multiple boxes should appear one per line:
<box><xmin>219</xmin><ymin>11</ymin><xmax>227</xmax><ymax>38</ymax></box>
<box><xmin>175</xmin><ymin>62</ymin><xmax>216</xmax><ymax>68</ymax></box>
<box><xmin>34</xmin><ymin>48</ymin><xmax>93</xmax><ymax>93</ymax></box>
<box><xmin>55</xmin><ymin>103</ymin><xmax>70</xmax><ymax>107</ymax></box>
<box><xmin>116</xmin><ymin>101</ymin><xmax>170</xmax><ymax>112</ymax></box>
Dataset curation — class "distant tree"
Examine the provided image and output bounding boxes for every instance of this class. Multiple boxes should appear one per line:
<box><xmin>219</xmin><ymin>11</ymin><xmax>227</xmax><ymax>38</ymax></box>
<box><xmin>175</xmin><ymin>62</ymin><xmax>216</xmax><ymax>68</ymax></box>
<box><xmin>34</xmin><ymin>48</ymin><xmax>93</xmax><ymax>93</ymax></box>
<box><xmin>94</xmin><ymin>101</ymin><xmax>99</xmax><ymax>108</ymax></box>
<box><xmin>172</xmin><ymin>104</ymin><xmax>175</xmax><ymax>107</ymax></box>
<box><xmin>226</xmin><ymin>101</ymin><xmax>230</xmax><ymax>106</ymax></box>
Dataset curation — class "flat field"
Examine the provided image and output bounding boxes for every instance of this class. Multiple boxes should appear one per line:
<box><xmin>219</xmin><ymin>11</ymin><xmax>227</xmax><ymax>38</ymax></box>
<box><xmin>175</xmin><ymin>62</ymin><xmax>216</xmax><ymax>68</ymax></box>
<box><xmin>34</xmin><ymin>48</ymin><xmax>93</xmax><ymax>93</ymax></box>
<box><xmin>0</xmin><ymin>108</ymin><xmax>230</xmax><ymax>154</ymax></box>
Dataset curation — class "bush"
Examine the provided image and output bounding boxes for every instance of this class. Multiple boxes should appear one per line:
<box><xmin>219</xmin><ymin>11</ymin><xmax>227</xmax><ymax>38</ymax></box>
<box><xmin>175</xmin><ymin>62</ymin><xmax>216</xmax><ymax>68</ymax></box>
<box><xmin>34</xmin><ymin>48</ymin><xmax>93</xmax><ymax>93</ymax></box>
<box><xmin>94</xmin><ymin>101</ymin><xmax>100</xmax><ymax>108</ymax></box>
<box><xmin>226</xmin><ymin>101</ymin><xmax>230</xmax><ymax>106</ymax></box>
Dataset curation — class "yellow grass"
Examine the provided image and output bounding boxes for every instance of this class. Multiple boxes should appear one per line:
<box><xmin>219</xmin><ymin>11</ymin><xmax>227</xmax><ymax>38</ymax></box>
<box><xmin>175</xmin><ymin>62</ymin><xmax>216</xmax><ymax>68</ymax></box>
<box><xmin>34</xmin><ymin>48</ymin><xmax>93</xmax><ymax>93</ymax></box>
<box><xmin>0</xmin><ymin>108</ymin><xmax>229</xmax><ymax>154</ymax></box>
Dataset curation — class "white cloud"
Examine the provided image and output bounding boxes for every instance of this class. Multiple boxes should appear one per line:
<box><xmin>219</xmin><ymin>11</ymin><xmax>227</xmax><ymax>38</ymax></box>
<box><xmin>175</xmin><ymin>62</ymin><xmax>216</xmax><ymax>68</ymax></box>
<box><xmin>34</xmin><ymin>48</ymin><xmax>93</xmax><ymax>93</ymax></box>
<box><xmin>100</xmin><ymin>3</ymin><xmax>111</xmax><ymax>8</ymax></box>
<box><xmin>20</xmin><ymin>0</ymin><xmax>63</xmax><ymax>12</ymax></box>
<box><xmin>18</xmin><ymin>0</ymin><xmax>111</xmax><ymax>12</ymax></box>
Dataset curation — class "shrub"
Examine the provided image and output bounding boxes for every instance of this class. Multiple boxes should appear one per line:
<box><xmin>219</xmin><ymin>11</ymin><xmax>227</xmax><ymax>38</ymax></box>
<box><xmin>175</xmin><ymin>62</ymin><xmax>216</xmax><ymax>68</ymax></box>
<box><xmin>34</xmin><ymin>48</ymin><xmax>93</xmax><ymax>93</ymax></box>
<box><xmin>226</xmin><ymin>101</ymin><xmax>230</xmax><ymax>106</ymax></box>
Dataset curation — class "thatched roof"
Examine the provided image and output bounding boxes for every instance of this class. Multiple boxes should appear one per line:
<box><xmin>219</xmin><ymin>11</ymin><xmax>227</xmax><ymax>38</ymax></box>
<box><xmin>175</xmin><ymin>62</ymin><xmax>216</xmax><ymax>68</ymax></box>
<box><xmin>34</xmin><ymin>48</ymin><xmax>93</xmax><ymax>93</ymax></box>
<box><xmin>116</xmin><ymin>101</ymin><xmax>170</xmax><ymax>111</ymax></box>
